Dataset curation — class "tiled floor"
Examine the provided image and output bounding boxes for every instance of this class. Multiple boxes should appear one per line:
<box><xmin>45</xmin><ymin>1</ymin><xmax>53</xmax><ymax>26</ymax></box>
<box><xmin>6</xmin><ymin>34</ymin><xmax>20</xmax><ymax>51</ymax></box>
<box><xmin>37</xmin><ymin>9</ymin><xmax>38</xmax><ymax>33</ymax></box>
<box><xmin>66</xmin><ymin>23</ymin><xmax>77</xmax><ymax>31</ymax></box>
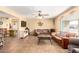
<box><xmin>0</xmin><ymin>35</ymin><xmax>68</xmax><ymax>53</ymax></box>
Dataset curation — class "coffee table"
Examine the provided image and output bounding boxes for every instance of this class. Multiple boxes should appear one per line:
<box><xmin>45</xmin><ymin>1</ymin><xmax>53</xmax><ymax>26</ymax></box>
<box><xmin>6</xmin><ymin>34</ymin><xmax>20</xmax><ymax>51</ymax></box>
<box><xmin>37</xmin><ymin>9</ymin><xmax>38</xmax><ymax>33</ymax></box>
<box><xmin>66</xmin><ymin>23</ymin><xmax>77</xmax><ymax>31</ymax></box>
<box><xmin>37</xmin><ymin>34</ymin><xmax>52</xmax><ymax>45</ymax></box>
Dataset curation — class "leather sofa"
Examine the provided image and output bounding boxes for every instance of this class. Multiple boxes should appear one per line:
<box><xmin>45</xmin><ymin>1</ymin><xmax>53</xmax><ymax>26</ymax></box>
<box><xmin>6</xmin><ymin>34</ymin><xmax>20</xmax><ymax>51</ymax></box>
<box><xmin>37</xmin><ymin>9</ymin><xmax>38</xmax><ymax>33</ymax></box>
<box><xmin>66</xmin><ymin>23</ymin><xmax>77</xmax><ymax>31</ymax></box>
<box><xmin>34</xmin><ymin>29</ymin><xmax>55</xmax><ymax>35</ymax></box>
<box><xmin>35</xmin><ymin>29</ymin><xmax>51</xmax><ymax>35</ymax></box>
<box><xmin>51</xmin><ymin>33</ymin><xmax>69</xmax><ymax>49</ymax></box>
<box><xmin>51</xmin><ymin>32</ymin><xmax>76</xmax><ymax>49</ymax></box>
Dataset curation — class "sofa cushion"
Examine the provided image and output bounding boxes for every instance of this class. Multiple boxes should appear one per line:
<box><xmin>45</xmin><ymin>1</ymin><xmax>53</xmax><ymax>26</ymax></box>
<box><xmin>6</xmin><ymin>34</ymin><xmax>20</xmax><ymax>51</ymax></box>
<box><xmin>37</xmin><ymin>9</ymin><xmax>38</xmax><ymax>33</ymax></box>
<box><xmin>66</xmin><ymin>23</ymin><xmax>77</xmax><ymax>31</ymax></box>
<box><xmin>51</xmin><ymin>32</ymin><xmax>69</xmax><ymax>49</ymax></box>
<box><xmin>66</xmin><ymin>32</ymin><xmax>76</xmax><ymax>37</ymax></box>
<box><xmin>55</xmin><ymin>32</ymin><xmax>67</xmax><ymax>37</ymax></box>
<box><xmin>55</xmin><ymin>32</ymin><xmax>76</xmax><ymax>38</ymax></box>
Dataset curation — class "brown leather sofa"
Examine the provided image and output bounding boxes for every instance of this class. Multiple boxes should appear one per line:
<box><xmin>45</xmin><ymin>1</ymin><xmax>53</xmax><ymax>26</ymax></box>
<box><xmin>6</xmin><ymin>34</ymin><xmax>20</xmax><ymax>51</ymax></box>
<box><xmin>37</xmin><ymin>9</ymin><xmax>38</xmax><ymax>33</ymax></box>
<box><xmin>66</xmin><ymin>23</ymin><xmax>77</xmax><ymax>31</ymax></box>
<box><xmin>51</xmin><ymin>33</ymin><xmax>69</xmax><ymax>49</ymax></box>
<box><xmin>35</xmin><ymin>29</ymin><xmax>51</xmax><ymax>35</ymax></box>
<box><xmin>34</xmin><ymin>29</ymin><xmax>55</xmax><ymax>35</ymax></box>
<box><xmin>51</xmin><ymin>32</ymin><xmax>76</xmax><ymax>49</ymax></box>
<box><xmin>52</xmin><ymin>35</ymin><xmax>69</xmax><ymax>49</ymax></box>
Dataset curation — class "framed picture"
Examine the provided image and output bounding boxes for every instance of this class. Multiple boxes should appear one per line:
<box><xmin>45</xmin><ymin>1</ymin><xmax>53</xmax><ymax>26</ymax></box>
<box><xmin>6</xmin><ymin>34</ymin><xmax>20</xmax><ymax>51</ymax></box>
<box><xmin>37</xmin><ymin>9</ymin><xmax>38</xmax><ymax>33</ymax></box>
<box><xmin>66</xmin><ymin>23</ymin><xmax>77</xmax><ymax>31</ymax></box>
<box><xmin>21</xmin><ymin>21</ymin><xmax>26</xmax><ymax>27</ymax></box>
<box><xmin>38</xmin><ymin>21</ymin><xmax>43</xmax><ymax>26</ymax></box>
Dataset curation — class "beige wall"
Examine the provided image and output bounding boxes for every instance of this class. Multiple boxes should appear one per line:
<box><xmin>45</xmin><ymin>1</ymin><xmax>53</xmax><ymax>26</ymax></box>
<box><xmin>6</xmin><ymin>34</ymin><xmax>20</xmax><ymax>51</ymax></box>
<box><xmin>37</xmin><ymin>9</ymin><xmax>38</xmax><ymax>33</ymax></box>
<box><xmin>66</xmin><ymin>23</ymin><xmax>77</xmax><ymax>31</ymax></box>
<box><xmin>55</xmin><ymin>17</ymin><xmax>61</xmax><ymax>32</ymax></box>
<box><xmin>26</xmin><ymin>18</ymin><xmax>54</xmax><ymax>31</ymax></box>
<box><xmin>18</xmin><ymin>18</ymin><xmax>54</xmax><ymax>37</ymax></box>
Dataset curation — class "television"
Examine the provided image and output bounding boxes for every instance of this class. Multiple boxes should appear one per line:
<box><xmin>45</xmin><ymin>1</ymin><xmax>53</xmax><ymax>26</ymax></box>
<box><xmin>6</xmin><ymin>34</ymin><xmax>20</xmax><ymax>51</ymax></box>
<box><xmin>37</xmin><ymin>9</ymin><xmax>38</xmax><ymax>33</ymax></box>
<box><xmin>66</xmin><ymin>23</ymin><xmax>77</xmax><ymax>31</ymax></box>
<box><xmin>21</xmin><ymin>21</ymin><xmax>26</xmax><ymax>27</ymax></box>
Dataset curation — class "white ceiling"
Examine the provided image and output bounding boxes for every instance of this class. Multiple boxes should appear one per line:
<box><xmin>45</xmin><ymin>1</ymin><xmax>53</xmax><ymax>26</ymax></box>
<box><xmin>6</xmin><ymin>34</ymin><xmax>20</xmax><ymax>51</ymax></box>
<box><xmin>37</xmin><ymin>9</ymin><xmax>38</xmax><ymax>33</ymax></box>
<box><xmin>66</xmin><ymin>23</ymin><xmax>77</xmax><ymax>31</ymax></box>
<box><xmin>6</xmin><ymin>6</ymin><xmax>71</xmax><ymax>18</ymax></box>
<box><xmin>0</xmin><ymin>11</ymin><xmax>16</xmax><ymax>18</ymax></box>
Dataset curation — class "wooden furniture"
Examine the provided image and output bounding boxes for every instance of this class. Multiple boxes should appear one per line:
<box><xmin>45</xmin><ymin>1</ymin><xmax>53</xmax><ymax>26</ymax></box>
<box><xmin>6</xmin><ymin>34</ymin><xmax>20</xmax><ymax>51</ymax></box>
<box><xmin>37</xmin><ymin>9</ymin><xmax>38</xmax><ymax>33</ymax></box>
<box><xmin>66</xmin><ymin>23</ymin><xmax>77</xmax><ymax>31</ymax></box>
<box><xmin>4</xmin><ymin>28</ymin><xmax>9</xmax><ymax>37</ymax></box>
<box><xmin>38</xmin><ymin>34</ymin><xmax>52</xmax><ymax>44</ymax></box>
<box><xmin>9</xmin><ymin>30</ymin><xmax>15</xmax><ymax>37</ymax></box>
<box><xmin>9</xmin><ymin>30</ymin><xmax>17</xmax><ymax>37</ymax></box>
<box><xmin>0</xmin><ymin>29</ymin><xmax>4</xmax><ymax>48</ymax></box>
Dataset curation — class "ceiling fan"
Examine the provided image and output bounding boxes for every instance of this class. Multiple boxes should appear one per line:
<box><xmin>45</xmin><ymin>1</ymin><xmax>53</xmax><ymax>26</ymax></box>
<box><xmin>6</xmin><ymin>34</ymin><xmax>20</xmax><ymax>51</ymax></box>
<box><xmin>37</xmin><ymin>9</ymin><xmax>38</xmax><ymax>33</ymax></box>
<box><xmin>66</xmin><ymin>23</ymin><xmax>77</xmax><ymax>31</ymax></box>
<box><xmin>38</xmin><ymin>10</ymin><xmax>48</xmax><ymax>16</ymax></box>
<box><xmin>33</xmin><ymin>10</ymin><xmax>49</xmax><ymax>18</ymax></box>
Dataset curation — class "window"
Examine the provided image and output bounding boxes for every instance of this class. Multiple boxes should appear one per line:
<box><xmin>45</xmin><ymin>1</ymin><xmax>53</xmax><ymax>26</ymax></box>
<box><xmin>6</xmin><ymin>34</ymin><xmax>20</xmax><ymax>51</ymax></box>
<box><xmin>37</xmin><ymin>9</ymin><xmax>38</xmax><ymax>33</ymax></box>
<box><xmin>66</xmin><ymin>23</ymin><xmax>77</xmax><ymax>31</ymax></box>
<box><xmin>61</xmin><ymin>20</ymin><xmax>78</xmax><ymax>35</ymax></box>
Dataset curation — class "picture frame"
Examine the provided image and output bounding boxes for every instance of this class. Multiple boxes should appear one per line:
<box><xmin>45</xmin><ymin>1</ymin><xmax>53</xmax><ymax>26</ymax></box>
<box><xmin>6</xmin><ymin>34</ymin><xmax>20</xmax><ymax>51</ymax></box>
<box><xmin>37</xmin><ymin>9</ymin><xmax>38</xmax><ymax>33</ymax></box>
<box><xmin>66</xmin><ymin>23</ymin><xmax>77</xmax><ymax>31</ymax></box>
<box><xmin>21</xmin><ymin>21</ymin><xmax>26</xmax><ymax>27</ymax></box>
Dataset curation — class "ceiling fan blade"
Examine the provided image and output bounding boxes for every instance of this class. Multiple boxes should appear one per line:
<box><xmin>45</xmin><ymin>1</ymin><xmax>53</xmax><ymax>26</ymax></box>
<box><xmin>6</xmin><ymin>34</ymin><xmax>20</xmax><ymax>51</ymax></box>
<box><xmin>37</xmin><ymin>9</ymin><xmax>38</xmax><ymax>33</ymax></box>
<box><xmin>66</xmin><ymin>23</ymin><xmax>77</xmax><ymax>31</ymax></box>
<box><xmin>32</xmin><ymin>10</ymin><xmax>49</xmax><ymax>18</ymax></box>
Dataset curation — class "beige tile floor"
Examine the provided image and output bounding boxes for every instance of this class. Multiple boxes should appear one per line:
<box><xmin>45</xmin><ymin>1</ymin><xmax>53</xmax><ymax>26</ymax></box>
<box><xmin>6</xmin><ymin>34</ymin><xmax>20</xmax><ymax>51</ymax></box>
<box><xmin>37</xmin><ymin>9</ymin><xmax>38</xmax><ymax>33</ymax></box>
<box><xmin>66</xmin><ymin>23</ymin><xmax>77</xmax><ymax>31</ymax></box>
<box><xmin>0</xmin><ymin>35</ymin><xmax>68</xmax><ymax>53</ymax></box>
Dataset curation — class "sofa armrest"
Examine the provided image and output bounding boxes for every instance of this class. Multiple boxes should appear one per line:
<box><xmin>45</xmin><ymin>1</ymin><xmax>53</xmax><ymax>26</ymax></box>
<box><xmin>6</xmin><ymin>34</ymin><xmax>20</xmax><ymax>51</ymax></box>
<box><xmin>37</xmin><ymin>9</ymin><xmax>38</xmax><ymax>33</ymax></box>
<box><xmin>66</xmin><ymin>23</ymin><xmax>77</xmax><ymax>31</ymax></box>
<box><xmin>69</xmin><ymin>39</ymin><xmax>79</xmax><ymax>45</ymax></box>
<box><xmin>61</xmin><ymin>37</ymin><xmax>69</xmax><ymax>49</ymax></box>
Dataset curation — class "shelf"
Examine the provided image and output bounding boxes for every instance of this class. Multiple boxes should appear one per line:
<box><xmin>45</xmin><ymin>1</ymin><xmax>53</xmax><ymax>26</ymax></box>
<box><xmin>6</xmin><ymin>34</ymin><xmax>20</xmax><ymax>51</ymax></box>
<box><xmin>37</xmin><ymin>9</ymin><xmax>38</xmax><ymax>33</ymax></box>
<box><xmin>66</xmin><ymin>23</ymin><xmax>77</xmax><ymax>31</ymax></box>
<box><xmin>0</xmin><ymin>29</ymin><xmax>4</xmax><ymax>47</ymax></box>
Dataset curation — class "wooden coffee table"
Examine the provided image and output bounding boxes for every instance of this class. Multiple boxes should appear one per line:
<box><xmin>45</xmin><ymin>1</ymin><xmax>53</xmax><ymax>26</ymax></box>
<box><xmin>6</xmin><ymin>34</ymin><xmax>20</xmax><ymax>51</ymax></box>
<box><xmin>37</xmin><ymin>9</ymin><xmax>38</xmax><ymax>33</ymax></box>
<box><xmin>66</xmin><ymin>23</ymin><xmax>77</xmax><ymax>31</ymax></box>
<box><xmin>37</xmin><ymin>34</ymin><xmax>52</xmax><ymax>45</ymax></box>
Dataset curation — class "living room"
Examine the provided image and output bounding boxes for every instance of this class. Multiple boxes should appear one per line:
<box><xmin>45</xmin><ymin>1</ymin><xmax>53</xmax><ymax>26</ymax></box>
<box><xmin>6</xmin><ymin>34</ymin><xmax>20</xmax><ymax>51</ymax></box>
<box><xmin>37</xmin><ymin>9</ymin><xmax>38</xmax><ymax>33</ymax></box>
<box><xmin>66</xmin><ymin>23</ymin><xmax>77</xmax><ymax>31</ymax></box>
<box><xmin>0</xmin><ymin>6</ymin><xmax>79</xmax><ymax>53</ymax></box>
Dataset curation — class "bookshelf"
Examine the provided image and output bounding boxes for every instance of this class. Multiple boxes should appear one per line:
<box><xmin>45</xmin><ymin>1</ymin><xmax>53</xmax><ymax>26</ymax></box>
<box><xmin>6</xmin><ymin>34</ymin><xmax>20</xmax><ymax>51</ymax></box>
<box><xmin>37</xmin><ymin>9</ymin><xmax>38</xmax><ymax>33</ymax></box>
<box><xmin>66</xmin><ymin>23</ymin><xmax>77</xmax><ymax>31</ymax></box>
<box><xmin>0</xmin><ymin>29</ymin><xmax>4</xmax><ymax>47</ymax></box>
